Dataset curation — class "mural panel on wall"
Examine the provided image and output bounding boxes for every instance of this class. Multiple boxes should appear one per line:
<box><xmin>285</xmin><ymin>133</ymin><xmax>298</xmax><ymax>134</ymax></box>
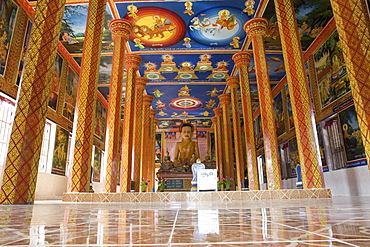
<box><xmin>262</xmin><ymin>0</ymin><xmax>333</xmax><ymax>51</ymax></box>
<box><xmin>60</xmin><ymin>5</ymin><xmax>113</xmax><ymax>54</ymax></box>
<box><xmin>288</xmin><ymin>137</ymin><xmax>299</xmax><ymax>177</ymax></box>
<box><xmin>0</xmin><ymin>0</ymin><xmax>17</xmax><ymax>75</ymax></box>
<box><xmin>274</xmin><ymin>91</ymin><xmax>285</xmax><ymax>137</ymax></box>
<box><xmin>93</xmin><ymin>146</ymin><xmax>102</xmax><ymax>182</ymax></box>
<box><xmin>48</xmin><ymin>55</ymin><xmax>63</xmax><ymax>110</ymax></box>
<box><xmin>316</xmin><ymin>123</ymin><xmax>329</xmax><ymax>172</ymax></box>
<box><xmin>94</xmin><ymin>99</ymin><xmax>107</xmax><ymax>144</ymax></box>
<box><xmin>63</xmin><ymin>67</ymin><xmax>78</xmax><ymax>121</ymax></box>
<box><xmin>17</xmin><ymin>21</ymin><xmax>31</xmax><ymax>85</ymax></box>
<box><xmin>254</xmin><ymin>115</ymin><xmax>263</xmax><ymax>150</ymax></box>
<box><xmin>285</xmin><ymin>84</ymin><xmax>294</xmax><ymax>129</ymax></box>
<box><xmin>338</xmin><ymin>105</ymin><xmax>367</xmax><ymax>167</ymax></box>
<box><xmin>96</xmin><ymin>55</ymin><xmax>127</xmax><ymax>101</ymax></box>
<box><xmin>314</xmin><ymin>31</ymin><xmax>351</xmax><ymax>109</ymax></box>
<box><xmin>51</xmin><ymin>126</ymin><xmax>70</xmax><ymax>176</ymax></box>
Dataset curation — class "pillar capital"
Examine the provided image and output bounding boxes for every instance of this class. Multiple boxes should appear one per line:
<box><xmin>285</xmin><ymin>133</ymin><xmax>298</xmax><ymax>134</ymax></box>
<box><xmin>135</xmin><ymin>77</ymin><xmax>147</xmax><ymax>89</ymax></box>
<box><xmin>109</xmin><ymin>19</ymin><xmax>132</xmax><ymax>41</ymax></box>
<box><xmin>244</xmin><ymin>17</ymin><xmax>269</xmax><ymax>37</ymax></box>
<box><xmin>211</xmin><ymin>117</ymin><xmax>217</xmax><ymax>124</ymax></box>
<box><xmin>213</xmin><ymin>107</ymin><xmax>222</xmax><ymax>116</ymax></box>
<box><xmin>143</xmin><ymin>95</ymin><xmax>154</xmax><ymax>105</ymax></box>
<box><xmin>232</xmin><ymin>52</ymin><xmax>252</xmax><ymax>68</ymax></box>
<box><xmin>218</xmin><ymin>93</ymin><xmax>231</xmax><ymax>105</ymax></box>
<box><xmin>150</xmin><ymin>109</ymin><xmax>156</xmax><ymax>118</ymax></box>
<box><xmin>125</xmin><ymin>54</ymin><xmax>142</xmax><ymax>69</ymax></box>
<box><xmin>153</xmin><ymin>119</ymin><xmax>158</xmax><ymax>125</ymax></box>
<box><xmin>227</xmin><ymin>77</ymin><xmax>239</xmax><ymax>89</ymax></box>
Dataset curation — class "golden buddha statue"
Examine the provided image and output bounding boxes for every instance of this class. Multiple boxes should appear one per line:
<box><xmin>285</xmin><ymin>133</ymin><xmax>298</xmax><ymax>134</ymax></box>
<box><xmin>174</xmin><ymin>123</ymin><xmax>199</xmax><ymax>166</ymax></box>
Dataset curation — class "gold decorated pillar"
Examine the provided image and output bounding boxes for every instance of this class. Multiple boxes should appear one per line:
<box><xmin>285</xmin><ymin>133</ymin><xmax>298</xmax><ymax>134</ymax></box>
<box><xmin>68</xmin><ymin>0</ymin><xmax>107</xmax><ymax>192</ymax></box>
<box><xmin>213</xmin><ymin>107</ymin><xmax>224</xmax><ymax>180</ymax></box>
<box><xmin>330</xmin><ymin>0</ymin><xmax>370</xmax><ymax>170</ymax></box>
<box><xmin>211</xmin><ymin>117</ymin><xmax>221</xmax><ymax>173</ymax></box>
<box><xmin>104</xmin><ymin>19</ymin><xmax>132</xmax><ymax>192</ymax></box>
<box><xmin>149</xmin><ymin>118</ymin><xmax>158</xmax><ymax>191</ymax></box>
<box><xmin>232</xmin><ymin>52</ymin><xmax>259</xmax><ymax>190</ymax></box>
<box><xmin>244</xmin><ymin>18</ymin><xmax>282</xmax><ymax>190</ymax></box>
<box><xmin>218</xmin><ymin>94</ymin><xmax>234</xmax><ymax>181</ymax></box>
<box><xmin>132</xmin><ymin>77</ymin><xmax>147</xmax><ymax>192</ymax></box>
<box><xmin>140</xmin><ymin>95</ymin><xmax>154</xmax><ymax>190</ymax></box>
<box><xmin>0</xmin><ymin>0</ymin><xmax>65</xmax><ymax>204</ymax></box>
<box><xmin>147</xmin><ymin>109</ymin><xmax>157</xmax><ymax>191</ymax></box>
<box><xmin>274</xmin><ymin>0</ymin><xmax>324</xmax><ymax>187</ymax></box>
<box><xmin>120</xmin><ymin>54</ymin><xmax>141</xmax><ymax>192</ymax></box>
<box><xmin>227</xmin><ymin>77</ymin><xmax>245</xmax><ymax>190</ymax></box>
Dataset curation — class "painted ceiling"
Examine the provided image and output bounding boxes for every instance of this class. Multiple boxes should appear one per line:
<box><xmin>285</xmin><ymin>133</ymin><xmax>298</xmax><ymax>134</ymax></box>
<box><xmin>34</xmin><ymin>0</ymin><xmax>333</xmax><ymax>130</ymax></box>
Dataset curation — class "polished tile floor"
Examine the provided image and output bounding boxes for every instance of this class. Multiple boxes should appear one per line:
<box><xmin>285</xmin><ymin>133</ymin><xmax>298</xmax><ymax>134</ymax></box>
<box><xmin>0</xmin><ymin>196</ymin><xmax>369</xmax><ymax>246</ymax></box>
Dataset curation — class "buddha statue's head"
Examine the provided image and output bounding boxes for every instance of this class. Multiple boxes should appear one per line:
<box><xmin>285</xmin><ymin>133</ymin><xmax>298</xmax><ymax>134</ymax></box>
<box><xmin>179</xmin><ymin>123</ymin><xmax>193</xmax><ymax>141</ymax></box>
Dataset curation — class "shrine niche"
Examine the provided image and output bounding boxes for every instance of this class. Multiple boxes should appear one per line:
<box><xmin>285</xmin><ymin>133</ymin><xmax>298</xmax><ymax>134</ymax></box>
<box><xmin>157</xmin><ymin>122</ymin><xmax>215</xmax><ymax>191</ymax></box>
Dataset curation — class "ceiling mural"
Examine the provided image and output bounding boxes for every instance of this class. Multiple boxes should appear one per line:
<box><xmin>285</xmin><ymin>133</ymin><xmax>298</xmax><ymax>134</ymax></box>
<box><xmin>146</xmin><ymin>84</ymin><xmax>225</xmax><ymax>119</ymax></box>
<box><xmin>116</xmin><ymin>1</ymin><xmax>256</xmax><ymax>51</ymax></box>
<box><xmin>139</xmin><ymin>53</ymin><xmax>234</xmax><ymax>83</ymax></box>
<box><xmin>157</xmin><ymin>118</ymin><xmax>213</xmax><ymax>131</ymax></box>
<box><xmin>47</xmin><ymin>0</ymin><xmax>337</xmax><ymax>127</ymax></box>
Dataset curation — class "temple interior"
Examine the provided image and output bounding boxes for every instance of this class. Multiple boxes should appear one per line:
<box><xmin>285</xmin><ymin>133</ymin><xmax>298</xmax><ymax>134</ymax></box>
<box><xmin>0</xmin><ymin>0</ymin><xmax>370</xmax><ymax>246</ymax></box>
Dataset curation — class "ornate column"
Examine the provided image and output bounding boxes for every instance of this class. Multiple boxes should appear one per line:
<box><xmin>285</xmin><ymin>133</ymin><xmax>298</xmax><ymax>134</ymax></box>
<box><xmin>330</xmin><ymin>0</ymin><xmax>370</xmax><ymax>170</ymax></box>
<box><xmin>147</xmin><ymin>109</ymin><xmax>157</xmax><ymax>191</ymax></box>
<box><xmin>140</xmin><ymin>95</ymin><xmax>154</xmax><ymax>190</ymax></box>
<box><xmin>132</xmin><ymin>77</ymin><xmax>147</xmax><ymax>192</ymax></box>
<box><xmin>227</xmin><ymin>77</ymin><xmax>245</xmax><ymax>190</ymax></box>
<box><xmin>211</xmin><ymin>117</ymin><xmax>221</xmax><ymax>173</ymax></box>
<box><xmin>149</xmin><ymin>117</ymin><xmax>158</xmax><ymax>191</ymax></box>
<box><xmin>244</xmin><ymin>18</ymin><xmax>282</xmax><ymax>190</ymax></box>
<box><xmin>232</xmin><ymin>52</ymin><xmax>259</xmax><ymax>190</ymax></box>
<box><xmin>213</xmin><ymin>107</ymin><xmax>224</xmax><ymax>180</ymax></box>
<box><xmin>0</xmin><ymin>0</ymin><xmax>65</xmax><ymax>204</ymax></box>
<box><xmin>274</xmin><ymin>0</ymin><xmax>325</xmax><ymax>187</ymax></box>
<box><xmin>120</xmin><ymin>54</ymin><xmax>141</xmax><ymax>192</ymax></box>
<box><xmin>68</xmin><ymin>0</ymin><xmax>107</xmax><ymax>192</ymax></box>
<box><xmin>218</xmin><ymin>94</ymin><xmax>234</xmax><ymax>181</ymax></box>
<box><xmin>104</xmin><ymin>19</ymin><xmax>132</xmax><ymax>192</ymax></box>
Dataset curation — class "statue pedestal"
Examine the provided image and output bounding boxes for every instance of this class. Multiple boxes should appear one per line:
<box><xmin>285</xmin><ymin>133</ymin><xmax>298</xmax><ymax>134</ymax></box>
<box><xmin>157</xmin><ymin>172</ymin><xmax>192</xmax><ymax>191</ymax></box>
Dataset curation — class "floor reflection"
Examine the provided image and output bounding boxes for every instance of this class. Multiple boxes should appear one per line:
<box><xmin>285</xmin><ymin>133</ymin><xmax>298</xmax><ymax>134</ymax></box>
<box><xmin>0</xmin><ymin>197</ymin><xmax>369</xmax><ymax>246</ymax></box>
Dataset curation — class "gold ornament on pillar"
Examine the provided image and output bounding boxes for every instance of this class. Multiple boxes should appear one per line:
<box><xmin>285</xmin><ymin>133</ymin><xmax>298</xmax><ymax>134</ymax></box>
<box><xmin>227</xmin><ymin>76</ymin><xmax>245</xmax><ymax>191</ymax></box>
<box><xmin>149</xmin><ymin>117</ymin><xmax>158</xmax><ymax>190</ymax></box>
<box><xmin>0</xmin><ymin>0</ymin><xmax>66</xmax><ymax>204</ymax></box>
<box><xmin>211</xmin><ymin>117</ymin><xmax>220</xmax><ymax>172</ymax></box>
<box><xmin>140</xmin><ymin>95</ymin><xmax>154</xmax><ymax>190</ymax></box>
<box><xmin>147</xmin><ymin>109</ymin><xmax>157</xmax><ymax>190</ymax></box>
<box><xmin>330</xmin><ymin>0</ymin><xmax>370</xmax><ymax>171</ymax></box>
<box><xmin>104</xmin><ymin>19</ymin><xmax>132</xmax><ymax>192</ymax></box>
<box><xmin>244</xmin><ymin>18</ymin><xmax>282</xmax><ymax>190</ymax></box>
<box><xmin>69</xmin><ymin>0</ymin><xmax>107</xmax><ymax>193</ymax></box>
<box><xmin>233</xmin><ymin>51</ymin><xmax>259</xmax><ymax>190</ymax></box>
<box><xmin>218</xmin><ymin>94</ymin><xmax>234</xmax><ymax>182</ymax></box>
<box><xmin>274</xmin><ymin>0</ymin><xmax>324</xmax><ymax>188</ymax></box>
<box><xmin>213</xmin><ymin>107</ymin><xmax>224</xmax><ymax>180</ymax></box>
<box><xmin>132</xmin><ymin>77</ymin><xmax>147</xmax><ymax>193</ymax></box>
<box><xmin>120</xmin><ymin>54</ymin><xmax>142</xmax><ymax>192</ymax></box>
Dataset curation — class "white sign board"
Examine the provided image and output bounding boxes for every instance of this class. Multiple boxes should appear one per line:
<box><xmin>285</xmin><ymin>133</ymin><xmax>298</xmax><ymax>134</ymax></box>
<box><xmin>197</xmin><ymin>169</ymin><xmax>217</xmax><ymax>191</ymax></box>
